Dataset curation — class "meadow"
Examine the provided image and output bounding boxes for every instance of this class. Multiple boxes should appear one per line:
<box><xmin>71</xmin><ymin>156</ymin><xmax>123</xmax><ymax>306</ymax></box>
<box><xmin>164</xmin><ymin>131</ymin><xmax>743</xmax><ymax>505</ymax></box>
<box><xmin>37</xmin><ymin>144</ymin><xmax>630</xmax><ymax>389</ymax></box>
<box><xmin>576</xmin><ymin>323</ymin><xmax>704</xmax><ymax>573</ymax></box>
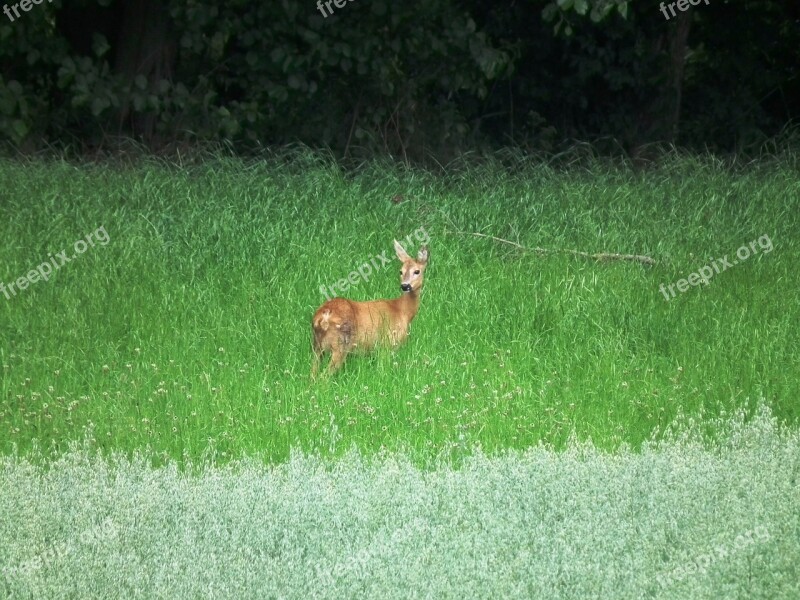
<box><xmin>0</xmin><ymin>151</ymin><xmax>798</xmax><ymax>597</ymax></box>
<box><xmin>1</xmin><ymin>408</ymin><xmax>798</xmax><ymax>599</ymax></box>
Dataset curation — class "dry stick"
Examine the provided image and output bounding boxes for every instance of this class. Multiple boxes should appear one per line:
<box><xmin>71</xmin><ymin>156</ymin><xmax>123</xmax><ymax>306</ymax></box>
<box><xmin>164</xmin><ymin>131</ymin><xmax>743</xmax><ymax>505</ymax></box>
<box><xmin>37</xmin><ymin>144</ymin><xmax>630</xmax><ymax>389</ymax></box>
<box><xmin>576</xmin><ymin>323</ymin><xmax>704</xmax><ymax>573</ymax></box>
<box><xmin>461</xmin><ymin>231</ymin><xmax>656</xmax><ymax>266</ymax></box>
<box><xmin>426</xmin><ymin>204</ymin><xmax>656</xmax><ymax>266</ymax></box>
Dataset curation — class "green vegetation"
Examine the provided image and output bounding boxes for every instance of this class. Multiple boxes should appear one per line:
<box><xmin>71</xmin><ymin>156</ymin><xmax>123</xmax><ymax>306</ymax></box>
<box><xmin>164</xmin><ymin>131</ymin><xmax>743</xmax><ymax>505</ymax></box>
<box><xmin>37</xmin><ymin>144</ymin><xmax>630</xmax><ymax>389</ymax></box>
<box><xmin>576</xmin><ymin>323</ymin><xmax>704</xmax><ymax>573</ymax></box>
<box><xmin>1</xmin><ymin>407</ymin><xmax>798</xmax><ymax>599</ymax></box>
<box><xmin>2</xmin><ymin>0</ymin><xmax>798</xmax><ymax>157</ymax></box>
<box><xmin>1</xmin><ymin>152</ymin><xmax>798</xmax><ymax>465</ymax></box>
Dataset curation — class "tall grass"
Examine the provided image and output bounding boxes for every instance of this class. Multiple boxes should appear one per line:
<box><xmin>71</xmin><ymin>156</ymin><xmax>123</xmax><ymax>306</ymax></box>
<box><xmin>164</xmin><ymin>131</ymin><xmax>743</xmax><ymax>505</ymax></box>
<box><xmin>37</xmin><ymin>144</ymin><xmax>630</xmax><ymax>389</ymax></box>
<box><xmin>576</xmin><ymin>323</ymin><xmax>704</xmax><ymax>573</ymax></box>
<box><xmin>0</xmin><ymin>151</ymin><xmax>798</xmax><ymax>464</ymax></box>
<box><xmin>1</xmin><ymin>406</ymin><xmax>797</xmax><ymax>599</ymax></box>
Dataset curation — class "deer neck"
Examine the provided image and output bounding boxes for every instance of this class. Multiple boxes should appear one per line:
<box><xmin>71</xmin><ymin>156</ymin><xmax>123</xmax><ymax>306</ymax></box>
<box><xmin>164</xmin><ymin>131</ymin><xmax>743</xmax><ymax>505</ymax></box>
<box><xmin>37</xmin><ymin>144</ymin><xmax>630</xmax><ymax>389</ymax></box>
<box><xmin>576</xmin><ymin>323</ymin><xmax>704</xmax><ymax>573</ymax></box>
<box><xmin>393</xmin><ymin>289</ymin><xmax>421</xmax><ymax>319</ymax></box>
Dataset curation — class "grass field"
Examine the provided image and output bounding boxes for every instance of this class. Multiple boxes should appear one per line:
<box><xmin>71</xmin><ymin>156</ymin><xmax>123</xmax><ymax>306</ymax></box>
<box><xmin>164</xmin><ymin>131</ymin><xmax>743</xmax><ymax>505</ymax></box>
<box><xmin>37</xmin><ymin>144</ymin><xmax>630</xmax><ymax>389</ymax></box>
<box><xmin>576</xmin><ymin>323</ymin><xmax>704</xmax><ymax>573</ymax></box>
<box><xmin>1</xmin><ymin>407</ymin><xmax>798</xmax><ymax>599</ymax></box>
<box><xmin>1</xmin><ymin>151</ymin><xmax>798</xmax><ymax>463</ymax></box>
<box><xmin>1</xmin><ymin>151</ymin><xmax>798</xmax><ymax>597</ymax></box>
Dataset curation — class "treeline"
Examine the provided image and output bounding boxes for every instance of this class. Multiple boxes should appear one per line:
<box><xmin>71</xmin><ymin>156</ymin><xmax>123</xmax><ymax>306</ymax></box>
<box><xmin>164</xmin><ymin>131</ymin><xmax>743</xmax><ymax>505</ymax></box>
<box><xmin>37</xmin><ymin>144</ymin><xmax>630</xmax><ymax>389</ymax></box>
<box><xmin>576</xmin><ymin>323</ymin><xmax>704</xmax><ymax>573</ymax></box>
<box><xmin>0</xmin><ymin>0</ymin><xmax>798</xmax><ymax>161</ymax></box>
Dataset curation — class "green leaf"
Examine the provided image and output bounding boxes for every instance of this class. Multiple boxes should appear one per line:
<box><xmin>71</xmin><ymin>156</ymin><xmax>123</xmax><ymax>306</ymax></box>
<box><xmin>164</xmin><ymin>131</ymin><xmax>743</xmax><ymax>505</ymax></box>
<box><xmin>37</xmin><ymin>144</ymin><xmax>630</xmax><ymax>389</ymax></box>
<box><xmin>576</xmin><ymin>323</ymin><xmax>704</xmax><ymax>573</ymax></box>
<box><xmin>92</xmin><ymin>34</ymin><xmax>110</xmax><ymax>58</ymax></box>
<box><xmin>90</xmin><ymin>96</ymin><xmax>110</xmax><ymax>116</ymax></box>
<box><xmin>270</xmin><ymin>47</ymin><xmax>285</xmax><ymax>65</ymax></box>
<box><xmin>372</xmin><ymin>1</ymin><xmax>387</xmax><ymax>16</ymax></box>
<box><xmin>287</xmin><ymin>74</ymin><xmax>303</xmax><ymax>89</ymax></box>
<box><xmin>11</xmin><ymin>119</ymin><xmax>28</xmax><ymax>140</ymax></box>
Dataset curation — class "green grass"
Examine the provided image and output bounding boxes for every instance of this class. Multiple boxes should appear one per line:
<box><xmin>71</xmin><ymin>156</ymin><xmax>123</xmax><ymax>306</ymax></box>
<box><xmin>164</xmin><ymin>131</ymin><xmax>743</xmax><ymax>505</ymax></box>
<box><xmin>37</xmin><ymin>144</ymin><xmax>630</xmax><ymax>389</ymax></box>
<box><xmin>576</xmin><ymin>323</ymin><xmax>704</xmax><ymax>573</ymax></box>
<box><xmin>0</xmin><ymin>151</ymin><xmax>798</xmax><ymax>464</ymax></box>
<box><xmin>1</xmin><ymin>407</ymin><xmax>798</xmax><ymax>599</ymax></box>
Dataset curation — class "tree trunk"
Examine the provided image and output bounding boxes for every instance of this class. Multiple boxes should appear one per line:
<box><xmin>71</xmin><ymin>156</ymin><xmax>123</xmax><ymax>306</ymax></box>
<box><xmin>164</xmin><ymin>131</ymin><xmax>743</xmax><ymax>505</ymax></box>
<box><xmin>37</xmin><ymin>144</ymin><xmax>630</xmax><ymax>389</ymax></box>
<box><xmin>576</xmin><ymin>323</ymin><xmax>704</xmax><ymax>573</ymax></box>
<box><xmin>630</xmin><ymin>11</ymin><xmax>691</xmax><ymax>162</ymax></box>
<box><xmin>114</xmin><ymin>0</ymin><xmax>176</xmax><ymax>145</ymax></box>
<box><xmin>664</xmin><ymin>10</ymin><xmax>691</xmax><ymax>143</ymax></box>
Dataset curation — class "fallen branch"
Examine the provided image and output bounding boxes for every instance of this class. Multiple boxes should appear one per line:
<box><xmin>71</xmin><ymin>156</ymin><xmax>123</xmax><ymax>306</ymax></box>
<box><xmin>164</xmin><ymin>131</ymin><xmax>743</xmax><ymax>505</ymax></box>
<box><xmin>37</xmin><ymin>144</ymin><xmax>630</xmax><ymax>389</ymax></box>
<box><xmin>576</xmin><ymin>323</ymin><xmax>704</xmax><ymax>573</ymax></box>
<box><xmin>461</xmin><ymin>231</ymin><xmax>656</xmax><ymax>266</ymax></box>
<box><xmin>419</xmin><ymin>203</ymin><xmax>657</xmax><ymax>266</ymax></box>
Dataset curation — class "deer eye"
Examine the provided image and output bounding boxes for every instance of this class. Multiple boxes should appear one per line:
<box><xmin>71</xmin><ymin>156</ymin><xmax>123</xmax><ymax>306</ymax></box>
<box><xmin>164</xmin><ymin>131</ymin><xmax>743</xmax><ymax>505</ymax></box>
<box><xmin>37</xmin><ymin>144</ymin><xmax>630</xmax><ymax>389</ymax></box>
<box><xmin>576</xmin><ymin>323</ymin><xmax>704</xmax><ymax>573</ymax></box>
<box><xmin>414</xmin><ymin>270</ymin><xmax>420</xmax><ymax>275</ymax></box>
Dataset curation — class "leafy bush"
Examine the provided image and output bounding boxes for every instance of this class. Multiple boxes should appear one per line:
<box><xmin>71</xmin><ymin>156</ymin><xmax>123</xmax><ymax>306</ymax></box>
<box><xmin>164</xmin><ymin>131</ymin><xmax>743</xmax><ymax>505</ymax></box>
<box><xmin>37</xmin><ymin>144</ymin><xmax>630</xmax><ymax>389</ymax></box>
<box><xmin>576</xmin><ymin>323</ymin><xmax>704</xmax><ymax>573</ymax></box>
<box><xmin>1</xmin><ymin>0</ymin><xmax>797</xmax><ymax>158</ymax></box>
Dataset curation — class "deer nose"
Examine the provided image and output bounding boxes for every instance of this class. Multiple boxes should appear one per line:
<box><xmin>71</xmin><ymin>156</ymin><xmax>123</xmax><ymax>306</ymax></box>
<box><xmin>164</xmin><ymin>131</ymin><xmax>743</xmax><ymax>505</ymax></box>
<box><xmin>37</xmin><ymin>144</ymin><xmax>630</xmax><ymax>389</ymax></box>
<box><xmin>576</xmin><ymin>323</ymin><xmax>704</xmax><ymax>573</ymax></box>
<box><xmin>401</xmin><ymin>283</ymin><xmax>412</xmax><ymax>292</ymax></box>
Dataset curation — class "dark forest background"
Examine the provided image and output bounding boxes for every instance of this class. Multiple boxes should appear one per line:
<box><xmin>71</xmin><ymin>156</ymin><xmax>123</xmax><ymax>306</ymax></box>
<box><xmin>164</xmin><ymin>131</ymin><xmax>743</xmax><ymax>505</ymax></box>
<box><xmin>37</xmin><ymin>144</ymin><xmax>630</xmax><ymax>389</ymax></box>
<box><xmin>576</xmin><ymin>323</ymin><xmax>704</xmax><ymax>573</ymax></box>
<box><xmin>1</xmin><ymin>0</ymin><xmax>798</xmax><ymax>162</ymax></box>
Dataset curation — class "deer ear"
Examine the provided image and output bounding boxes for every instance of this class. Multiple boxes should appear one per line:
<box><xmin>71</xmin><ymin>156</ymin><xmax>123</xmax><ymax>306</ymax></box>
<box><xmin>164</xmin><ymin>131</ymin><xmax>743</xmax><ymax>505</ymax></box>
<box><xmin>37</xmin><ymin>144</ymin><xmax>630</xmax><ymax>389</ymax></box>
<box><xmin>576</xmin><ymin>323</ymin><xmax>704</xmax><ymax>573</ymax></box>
<box><xmin>417</xmin><ymin>246</ymin><xmax>429</xmax><ymax>263</ymax></box>
<box><xmin>394</xmin><ymin>240</ymin><xmax>411</xmax><ymax>261</ymax></box>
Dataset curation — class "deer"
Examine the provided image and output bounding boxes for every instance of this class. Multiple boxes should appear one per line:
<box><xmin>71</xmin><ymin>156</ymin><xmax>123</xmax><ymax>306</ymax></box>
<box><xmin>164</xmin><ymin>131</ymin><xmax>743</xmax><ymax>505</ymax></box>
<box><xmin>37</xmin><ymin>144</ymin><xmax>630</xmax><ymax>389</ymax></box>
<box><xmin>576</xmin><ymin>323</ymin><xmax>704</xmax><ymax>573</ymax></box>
<box><xmin>311</xmin><ymin>240</ymin><xmax>429</xmax><ymax>378</ymax></box>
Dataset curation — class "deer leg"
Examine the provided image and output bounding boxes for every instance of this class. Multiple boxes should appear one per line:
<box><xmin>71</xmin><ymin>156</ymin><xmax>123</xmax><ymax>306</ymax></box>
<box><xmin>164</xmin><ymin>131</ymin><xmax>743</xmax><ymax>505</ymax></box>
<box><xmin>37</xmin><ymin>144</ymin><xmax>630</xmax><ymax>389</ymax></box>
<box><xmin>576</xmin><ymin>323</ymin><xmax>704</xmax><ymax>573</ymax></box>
<box><xmin>326</xmin><ymin>348</ymin><xmax>348</xmax><ymax>376</ymax></box>
<box><xmin>311</xmin><ymin>348</ymin><xmax>322</xmax><ymax>380</ymax></box>
<box><xmin>311</xmin><ymin>335</ymin><xmax>323</xmax><ymax>380</ymax></box>
<box><xmin>311</xmin><ymin>328</ymin><xmax>337</xmax><ymax>380</ymax></box>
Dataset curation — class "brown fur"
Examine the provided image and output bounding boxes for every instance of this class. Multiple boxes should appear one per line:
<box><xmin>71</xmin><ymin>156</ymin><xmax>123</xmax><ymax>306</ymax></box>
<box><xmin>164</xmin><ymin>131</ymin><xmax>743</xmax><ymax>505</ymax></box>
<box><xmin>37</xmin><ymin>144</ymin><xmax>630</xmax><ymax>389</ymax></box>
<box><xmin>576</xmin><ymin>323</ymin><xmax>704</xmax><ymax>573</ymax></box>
<box><xmin>311</xmin><ymin>241</ymin><xmax>429</xmax><ymax>378</ymax></box>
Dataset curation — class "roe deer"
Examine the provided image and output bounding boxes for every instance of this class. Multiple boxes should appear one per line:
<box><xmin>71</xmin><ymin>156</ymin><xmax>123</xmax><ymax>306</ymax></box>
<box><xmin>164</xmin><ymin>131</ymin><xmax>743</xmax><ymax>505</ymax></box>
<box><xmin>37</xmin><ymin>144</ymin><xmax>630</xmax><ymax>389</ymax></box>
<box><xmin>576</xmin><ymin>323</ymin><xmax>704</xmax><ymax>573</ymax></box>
<box><xmin>311</xmin><ymin>240</ymin><xmax>429</xmax><ymax>377</ymax></box>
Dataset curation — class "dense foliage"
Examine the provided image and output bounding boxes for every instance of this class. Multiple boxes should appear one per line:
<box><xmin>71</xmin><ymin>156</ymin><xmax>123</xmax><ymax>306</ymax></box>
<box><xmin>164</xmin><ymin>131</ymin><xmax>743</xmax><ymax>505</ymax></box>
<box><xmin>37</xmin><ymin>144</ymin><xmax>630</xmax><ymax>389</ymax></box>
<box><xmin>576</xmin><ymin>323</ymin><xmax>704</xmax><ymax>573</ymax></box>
<box><xmin>1</xmin><ymin>0</ymin><xmax>797</xmax><ymax>159</ymax></box>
